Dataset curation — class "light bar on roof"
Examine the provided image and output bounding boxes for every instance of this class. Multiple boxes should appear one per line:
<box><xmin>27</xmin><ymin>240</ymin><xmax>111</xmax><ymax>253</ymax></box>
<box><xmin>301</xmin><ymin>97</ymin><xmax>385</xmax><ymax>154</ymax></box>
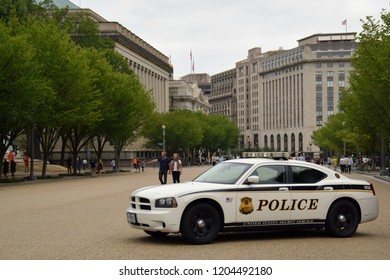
<box><xmin>242</xmin><ymin>152</ymin><xmax>290</xmax><ymax>159</ymax></box>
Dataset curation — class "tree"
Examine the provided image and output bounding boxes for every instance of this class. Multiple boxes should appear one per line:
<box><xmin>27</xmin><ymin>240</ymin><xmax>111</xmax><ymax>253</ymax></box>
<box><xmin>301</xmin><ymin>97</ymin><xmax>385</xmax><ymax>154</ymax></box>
<box><xmin>199</xmin><ymin>113</ymin><xmax>239</xmax><ymax>154</ymax></box>
<box><xmin>0</xmin><ymin>0</ymin><xmax>36</xmax><ymax>22</ymax></box>
<box><xmin>340</xmin><ymin>8</ymin><xmax>390</xmax><ymax>168</ymax></box>
<box><xmin>143</xmin><ymin>111</ymin><xmax>240</xmax><ymax>164</ymax></box>
<box><xmin>86</xmin><ymin>48</ymin><xmax>155</xmax><ymax>169</ymax></box>
<box><xmin>0</xmin><ymin>19</ymin><xmax>49</xmax><ymax>177</ymax></box>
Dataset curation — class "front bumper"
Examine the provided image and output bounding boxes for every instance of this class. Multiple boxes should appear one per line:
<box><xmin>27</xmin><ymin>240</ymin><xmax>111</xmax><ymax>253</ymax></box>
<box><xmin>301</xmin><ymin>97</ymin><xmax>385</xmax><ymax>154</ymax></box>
<box><xmin>126</xmin><ymin>208</ymin><xmax>181</xmax><ymax>233</ymax></box>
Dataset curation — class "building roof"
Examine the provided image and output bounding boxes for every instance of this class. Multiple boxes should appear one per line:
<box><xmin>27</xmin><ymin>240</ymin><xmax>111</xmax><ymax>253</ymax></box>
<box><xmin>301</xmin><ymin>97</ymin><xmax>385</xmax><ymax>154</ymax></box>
<box><xmin>35</xmin><ymin>0</ymin><xmax>80</xmax><ymax>9</ymax></box>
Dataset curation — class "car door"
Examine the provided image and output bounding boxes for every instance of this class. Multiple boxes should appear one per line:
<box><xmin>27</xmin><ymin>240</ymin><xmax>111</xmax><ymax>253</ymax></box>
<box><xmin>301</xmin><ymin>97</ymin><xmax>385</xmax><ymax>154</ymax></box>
<box><xmin>288</xmin><ymin>163</ymin><xmax>335</xmax><ymax>222</ymax></box>
<box><xmin>236</xmin><ymin>163</ymin><xmax>291</xmax><ymax>227</ymax></box>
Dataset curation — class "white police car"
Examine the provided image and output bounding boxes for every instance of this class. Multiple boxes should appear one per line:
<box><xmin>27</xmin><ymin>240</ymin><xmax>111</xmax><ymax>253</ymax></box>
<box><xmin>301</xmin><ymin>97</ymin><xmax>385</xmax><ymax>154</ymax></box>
<box><xmin>127</xmin><ymin>152</ymin><xmax>379</xmax><ymax>244</ymax></box>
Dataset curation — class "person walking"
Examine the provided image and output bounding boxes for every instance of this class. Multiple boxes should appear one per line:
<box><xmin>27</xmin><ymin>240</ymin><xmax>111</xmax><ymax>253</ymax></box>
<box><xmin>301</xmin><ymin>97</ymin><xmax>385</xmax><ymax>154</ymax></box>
<box><xmin>76</xmin><ymin>157</ymin><xmax>82</xmax><ymax>174</ymax></box>
<box><xmin>111</xmin><ymin>158</ymin><xmax>116</xmax><ymax>171</ymax></box>
<box><xmin>10</xmin><ymin>159</ymin><xmax>16</xmax><ymax>179</ymax></box>
<box><xmin>149</xmin><ymin>151</ymin><xmax>170</xmax><ymax>184</ymax></box>
<box><xmin>90</xmin><ymin>157</ymin><xmax>97</xmax><ymax>176</ymax></box>
<box><xmin>97</xmin><ymin>159</ymin><xmax>104</xmax><ymax>177</ymax></box>
<box><xmin>23</xmin><ymin>155</ymin><xmax>30</xmax><ymax>173</ymax></box>
<box><xmin>2</xmin><ymin>159</ymin><xmax>9</xmax><ymax>179</ymax></box>
<box><xmin>169</xmin><ymin>153</ymin><xmax>182</xmax><ymax>183</ymax></box>
<box><xmin>66</xmin><ymin>156</ymin><xmax>72</xmax><ymax>175</ymax></box>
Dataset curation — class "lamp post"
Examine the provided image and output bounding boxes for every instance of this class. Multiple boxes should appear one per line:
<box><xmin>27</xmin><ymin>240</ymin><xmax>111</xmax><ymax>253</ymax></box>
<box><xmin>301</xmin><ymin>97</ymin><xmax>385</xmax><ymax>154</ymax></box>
<box><xmin>28</xmin><ymin>126</ymin><xmax>37</xmax><ymax>181</ymax></box>
<box><xmin>342</xmin><ymin>121</ymin><xmax>346</xmax><ymax>156</ymax></box>
<box><xmin>162</xmin><ymin>125</ymin><xmax>166</xmax><ymax>152</ymax></box>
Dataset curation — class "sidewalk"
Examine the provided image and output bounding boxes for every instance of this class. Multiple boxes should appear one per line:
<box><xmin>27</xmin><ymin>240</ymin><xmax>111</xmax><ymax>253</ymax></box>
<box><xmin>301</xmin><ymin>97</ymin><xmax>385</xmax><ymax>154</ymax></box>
<box><xmin>0</xmin><ymin>164</ymin><xmax>212</xmax><ymax>185</ymax></box>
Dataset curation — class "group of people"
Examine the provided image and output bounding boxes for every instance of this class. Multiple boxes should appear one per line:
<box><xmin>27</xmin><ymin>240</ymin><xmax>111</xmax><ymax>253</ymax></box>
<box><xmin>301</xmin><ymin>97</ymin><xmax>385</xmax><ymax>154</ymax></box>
<box><xmin>132</xmin><ymin>158</ymin><xmax>145</xmax><ymax>173</ymax></box>
<box><xmin>2</xmin><ymin>151</ymin><xmax>30</xmax><ymax>179</ymax></box>
<box><xmin>66</xmin><ymin>156</ymin><xmax>104</xmax><ymax>177</ymax></box>
<box><xmin>149</xmin><ymin>152</ymin><xmax>183</xmax><ymax>184</ymax></box>
<box><xmin>327</xmin><ymin>156</ymin><xmax>354</xmax><ymax>173</ymax></box>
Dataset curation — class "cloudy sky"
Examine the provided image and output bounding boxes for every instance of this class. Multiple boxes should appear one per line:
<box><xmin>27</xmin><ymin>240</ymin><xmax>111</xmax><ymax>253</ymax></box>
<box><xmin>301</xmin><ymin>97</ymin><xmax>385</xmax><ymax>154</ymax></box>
<box><xmin>78</xmin><ymin>0</ymin><xmax>388</xmax><ymax>78</ymax></box>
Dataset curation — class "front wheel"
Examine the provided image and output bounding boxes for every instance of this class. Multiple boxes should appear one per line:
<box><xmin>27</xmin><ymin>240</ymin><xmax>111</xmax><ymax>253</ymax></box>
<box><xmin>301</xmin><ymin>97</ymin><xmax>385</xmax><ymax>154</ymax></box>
<box><xmin>326</xmin><ymin>200</ymin><xmax>360</xmax><ymax>237</ymax></box>
<box><xmin>180</xmin><ymin>203</ymin><xmax>221</xmax><ymax>244</ymax></box>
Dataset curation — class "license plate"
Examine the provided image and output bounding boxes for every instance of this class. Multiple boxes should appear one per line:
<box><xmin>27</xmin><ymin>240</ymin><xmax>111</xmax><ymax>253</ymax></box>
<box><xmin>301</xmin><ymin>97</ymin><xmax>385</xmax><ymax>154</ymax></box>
<box><xmin>127</xmin><ymin>213</ymin><xmax>137</xmax><ymax>224</ymax></box>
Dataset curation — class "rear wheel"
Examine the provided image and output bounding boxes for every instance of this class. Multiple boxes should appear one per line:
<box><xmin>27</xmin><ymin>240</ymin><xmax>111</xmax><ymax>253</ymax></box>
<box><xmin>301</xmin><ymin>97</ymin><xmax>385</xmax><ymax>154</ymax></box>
<box><xmin>326</xmin><ymin>200</ymin><xmax>359</xmax><ymax>237</ymax></box>
<box><xmin>180</xmin><ymin>203</ymin><xmax>221</xmax><ymax>244</ymax></box>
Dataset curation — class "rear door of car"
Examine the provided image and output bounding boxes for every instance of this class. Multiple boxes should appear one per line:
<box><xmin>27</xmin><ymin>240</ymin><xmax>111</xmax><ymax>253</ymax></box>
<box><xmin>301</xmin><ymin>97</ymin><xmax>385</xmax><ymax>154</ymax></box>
<box><xmin>288</xmin><ymin>163</ymin><xmax>336</xmax><ymax>223</ymax></box>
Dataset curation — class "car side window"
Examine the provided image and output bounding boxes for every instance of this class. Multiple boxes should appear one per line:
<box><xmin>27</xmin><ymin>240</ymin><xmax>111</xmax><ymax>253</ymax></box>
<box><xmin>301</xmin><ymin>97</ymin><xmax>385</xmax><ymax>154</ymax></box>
<box><xmin>251</xmin><ymin>165</ymin><xmax>286</xmax><ymax>184</ymax></box>
<box><xmin>291</xmin><ymin>166</ymin><xmax>327</xmax><ymax>183</ymax></box>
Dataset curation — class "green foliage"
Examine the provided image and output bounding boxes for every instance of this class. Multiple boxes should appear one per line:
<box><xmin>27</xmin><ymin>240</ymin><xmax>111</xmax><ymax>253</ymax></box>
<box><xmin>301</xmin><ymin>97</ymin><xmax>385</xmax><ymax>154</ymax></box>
<box><xmin>314</xmin><ymin>7</ymin><xmax>390</xmax><ymax>156</ymax></box>
<box><xmin>143</xmin><ymin>111</ymin><xmax>239</xmax><ymax>153</ymax></box>
<box><xmin>0</xmin><ymin>19</ymin><xmax>50</xmax><ymax>176</ymax></box>
<box><xmin>340</xmin><ymin>8</ymin><xmax>390</xmax><ymax>154</ymax></box>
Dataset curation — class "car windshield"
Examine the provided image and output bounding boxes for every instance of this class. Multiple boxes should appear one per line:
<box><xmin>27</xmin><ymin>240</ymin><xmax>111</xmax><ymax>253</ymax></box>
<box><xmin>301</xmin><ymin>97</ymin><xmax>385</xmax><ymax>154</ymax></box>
<box><xmin>193</xmin><ymin>162</ymin><xmax>252</xmax><ymax>184</ymax></box>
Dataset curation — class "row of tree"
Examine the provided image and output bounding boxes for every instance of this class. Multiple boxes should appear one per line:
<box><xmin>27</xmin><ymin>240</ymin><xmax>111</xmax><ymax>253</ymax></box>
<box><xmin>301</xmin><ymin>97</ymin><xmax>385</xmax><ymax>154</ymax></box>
<box><xmin>143</xmin><ymin>110</ymin><xmax>240</xmax><ymax>158</ymax></box>
<box><xmin>312</xmin><ymin>8</ymin><xmax>390</xmax><ymax>167</ymax></box>
<box><xmin>0</xmin><ymin>1</ymin><xmax>156</xmax><ymax>177</ymax></box>
<box><xmin>0</xmin><ymin>1</ymin><xmax>241</xmax><ymax>178</ymax></box>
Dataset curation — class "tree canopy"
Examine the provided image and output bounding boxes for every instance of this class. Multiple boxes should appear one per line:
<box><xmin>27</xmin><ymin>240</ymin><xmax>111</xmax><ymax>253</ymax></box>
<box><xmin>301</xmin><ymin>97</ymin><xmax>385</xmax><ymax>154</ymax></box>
<box><xmin>313</xmin><ymin>7</ymin><xmax>390</xmax><ymax>160</ymax></box>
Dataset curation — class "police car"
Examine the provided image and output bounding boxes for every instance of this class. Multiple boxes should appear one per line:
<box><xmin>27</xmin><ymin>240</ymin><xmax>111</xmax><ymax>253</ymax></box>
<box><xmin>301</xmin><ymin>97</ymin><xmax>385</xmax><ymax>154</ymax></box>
<box><xmin>126</xmin><ymin>152</ymin><xmax>379</xmax><ymax>244</ymax></box>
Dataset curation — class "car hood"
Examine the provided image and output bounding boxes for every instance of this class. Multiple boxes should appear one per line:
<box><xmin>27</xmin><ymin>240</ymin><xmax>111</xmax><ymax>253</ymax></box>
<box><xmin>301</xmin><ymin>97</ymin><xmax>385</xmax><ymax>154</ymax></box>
<box><xmin>131</xmin><ymin>181</ymin><xmax>224</xmax><ymax>198</ymax></box>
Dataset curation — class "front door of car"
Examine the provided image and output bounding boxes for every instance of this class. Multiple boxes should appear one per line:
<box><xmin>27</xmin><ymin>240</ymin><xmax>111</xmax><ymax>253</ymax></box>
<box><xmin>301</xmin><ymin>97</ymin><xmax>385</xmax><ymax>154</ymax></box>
<box><xmin>236</xmin><ymin>164</ymin><xmax>291</xmax><ymax>226</ymax></box>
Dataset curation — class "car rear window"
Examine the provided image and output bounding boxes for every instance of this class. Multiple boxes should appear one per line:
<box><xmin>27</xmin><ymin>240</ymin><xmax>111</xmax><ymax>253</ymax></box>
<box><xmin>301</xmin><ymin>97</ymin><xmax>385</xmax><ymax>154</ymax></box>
<box><xmin>291</xmin><ymin>166</ymin><xmax>328</xmax><ymax>183</ymax></box>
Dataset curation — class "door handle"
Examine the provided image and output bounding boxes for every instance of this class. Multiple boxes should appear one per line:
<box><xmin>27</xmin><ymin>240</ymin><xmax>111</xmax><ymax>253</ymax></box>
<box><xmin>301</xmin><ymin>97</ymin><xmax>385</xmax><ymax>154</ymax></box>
<box><xmin>279</xmin><ymin>187</ymin><xmax>289</xmax><ymax>191</ymax></box>
<box><xmin>324</xmin><ymin>186</ymin><xmax>334</xmax><ymax>191</ymax></box>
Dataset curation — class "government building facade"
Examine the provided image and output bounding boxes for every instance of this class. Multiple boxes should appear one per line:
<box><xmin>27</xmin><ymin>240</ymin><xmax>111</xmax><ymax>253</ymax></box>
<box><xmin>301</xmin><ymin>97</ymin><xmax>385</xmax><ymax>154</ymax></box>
<box><xmin>209</xmin><ymin>33</ymin><xmax>357</xmax><ymax>155</ymax></box>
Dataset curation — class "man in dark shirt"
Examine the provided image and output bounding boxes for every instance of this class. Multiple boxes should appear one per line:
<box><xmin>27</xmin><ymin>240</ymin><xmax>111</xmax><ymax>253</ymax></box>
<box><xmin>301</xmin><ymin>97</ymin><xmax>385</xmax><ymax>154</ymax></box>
<box><xmin>149</xmin><ymin>152</ymin><xmax>170</xmax><ymax>184</ymax></box>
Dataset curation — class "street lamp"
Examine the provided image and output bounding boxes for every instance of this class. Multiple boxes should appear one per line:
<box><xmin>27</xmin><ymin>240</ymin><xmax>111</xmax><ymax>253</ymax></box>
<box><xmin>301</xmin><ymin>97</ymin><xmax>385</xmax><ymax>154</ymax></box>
<box><xmin>342</xmin><ymin>121</ymin><xmax>346</xmax><ymax>156</ymax></box>
<box><xmin>162</xmin><ymin>125</ymin><xmax>166</xmax><ymax>152</ymax></box>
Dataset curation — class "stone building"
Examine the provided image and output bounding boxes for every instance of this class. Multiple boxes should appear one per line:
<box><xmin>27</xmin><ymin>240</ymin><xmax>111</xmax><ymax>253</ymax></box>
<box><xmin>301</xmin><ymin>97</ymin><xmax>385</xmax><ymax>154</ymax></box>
<box><xmin>169</xmin><ymin>80</ymin><xmax>211</xmax><ymax>114</ymax></box>
<box><xmin>235</xmin><ymin>33</ymin><xmax>357</xmax><ymax>154</ymax></box>
<box><xmin>209</xmin><ymin>68</ymin><xmax>237</xmax><ymax>123</ymax></box>
<box><xmin>181</xmin><ymin>73</ymin><xmax>211</xmax><ymax>95</ymax></box>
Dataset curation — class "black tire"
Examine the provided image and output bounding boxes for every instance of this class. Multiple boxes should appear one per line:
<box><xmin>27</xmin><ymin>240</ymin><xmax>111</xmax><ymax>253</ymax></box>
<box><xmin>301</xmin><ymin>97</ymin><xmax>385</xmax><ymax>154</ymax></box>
<box><xmin>180</xmin><ymin>203</ymin><xmax>221</xmax><ymax>244</ymax></box>
<box><xmin>326</xmin><ymin>200</ymin><xmax>360</xmax><ymax>237</ymax></box>
<box><xmin>144</xmin><ymin>230</ymin><xmax>169</xmax><ymax>238</ymax></box>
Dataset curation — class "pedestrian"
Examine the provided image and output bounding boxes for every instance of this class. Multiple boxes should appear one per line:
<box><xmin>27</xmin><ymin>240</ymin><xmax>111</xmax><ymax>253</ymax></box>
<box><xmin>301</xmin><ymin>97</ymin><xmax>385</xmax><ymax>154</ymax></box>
<box><xmin>2</xmin><ymin>159</ymin><xmax>9</xmax><ymax>179</ymax></box>
<box><xmin>149</xmin><ymin>151</ymin><xmax>170</xmax><ymax>184</ymax></box>
<box><xmin>76</xmin><ymin>157</ymin><xmax>82</xmax><ymax>174</ymax></box>
<box><xmin>340</xmin><ymin>156</ymin><xmax>346</xmax><ymax>173</ymax></box>
<box><xmin>348</xmin><ymin>156</ymin><xmax>353</xmax><ymax>174</ymax></box>
<box><xmin>23</xmin><ymin>155</ymin><xmax>30</xmax><ymax>173</ymax></box>
<box><xmin>169</xmin><ymin>153</ymin><xmax>182</xmax><ymax>183</ymax></box>
<box><xmin>90</xmin><ymin>157</ymin><xmax>97</xmax><ymax>176</ymax></box>
<box><xmin>10</xmin><ymin>159</ymin><xmax>16</xmax><ymax>179</ymax></box>
<box><xmin>111</xmin><ymin>158</ymin><xmax>116</xmax><ymax>171</ymax></box>
<box><xmin>66</xmin><ymin>156</ymin><xmax>72</xmax><ymax>175</ymax></box>
<box><xmin>82</xmin><ymin>158</ymin><xmax>88</xmax><ymax>170</ymax></box>
<box><xmin>133</xmin><ymin>158</ymin><xmax>137</xmax><ymax>172</ymax></box>
<box><xmin>136</xmin><ymin>158</ymin><xmax>141</xmax><ymax>173</ymax></box>
<box><xmin>141</xmin><ymin>160</ymin><xmax>145</xmax><ymax>172</ymax></box>
<box><xmin>97</xmin><ymin>159</ymin><xmax>104</xmax><ymax>177</ymax></box>
<box><xmin>332</xmin><ymin>156</ymin><xmax>338</xmax><ymax>171</ymax></box>
<box><xmin>7</xmin><ymin>150</ymin><xmax>14</xmax><ymax>162</ymax></box>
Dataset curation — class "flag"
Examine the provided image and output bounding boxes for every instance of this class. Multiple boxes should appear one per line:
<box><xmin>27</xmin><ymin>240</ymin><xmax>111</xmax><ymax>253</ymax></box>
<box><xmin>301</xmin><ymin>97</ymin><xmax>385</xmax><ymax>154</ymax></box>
<box><xmin>342</xmin><ymin>19</ymin><xmax>347</xmax><ymax>25</ymax></box>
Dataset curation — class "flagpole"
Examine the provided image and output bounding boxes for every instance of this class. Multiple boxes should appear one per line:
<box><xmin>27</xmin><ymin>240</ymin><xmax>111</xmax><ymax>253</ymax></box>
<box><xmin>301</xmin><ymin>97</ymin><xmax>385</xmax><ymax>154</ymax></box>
<box><xmin>190</xmin><ymin>49</ymin><xmax>193</xmax><ymax>83</ymax></box>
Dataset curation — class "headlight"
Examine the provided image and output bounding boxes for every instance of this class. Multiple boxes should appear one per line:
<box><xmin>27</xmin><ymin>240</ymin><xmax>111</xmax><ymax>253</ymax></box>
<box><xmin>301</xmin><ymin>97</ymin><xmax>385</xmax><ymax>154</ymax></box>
<box><xmin>155</xmin><ymin>197</ymin><xmax>178</xmax><ymax>208</ymax></box>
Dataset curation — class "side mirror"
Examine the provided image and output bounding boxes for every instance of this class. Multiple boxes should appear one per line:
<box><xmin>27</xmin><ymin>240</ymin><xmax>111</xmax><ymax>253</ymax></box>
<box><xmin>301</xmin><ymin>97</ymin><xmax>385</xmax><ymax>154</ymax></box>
<box><xmin>245</xmin><ymin>175</ymin><xmax>260</xmax><ymax>184</ymax></box>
